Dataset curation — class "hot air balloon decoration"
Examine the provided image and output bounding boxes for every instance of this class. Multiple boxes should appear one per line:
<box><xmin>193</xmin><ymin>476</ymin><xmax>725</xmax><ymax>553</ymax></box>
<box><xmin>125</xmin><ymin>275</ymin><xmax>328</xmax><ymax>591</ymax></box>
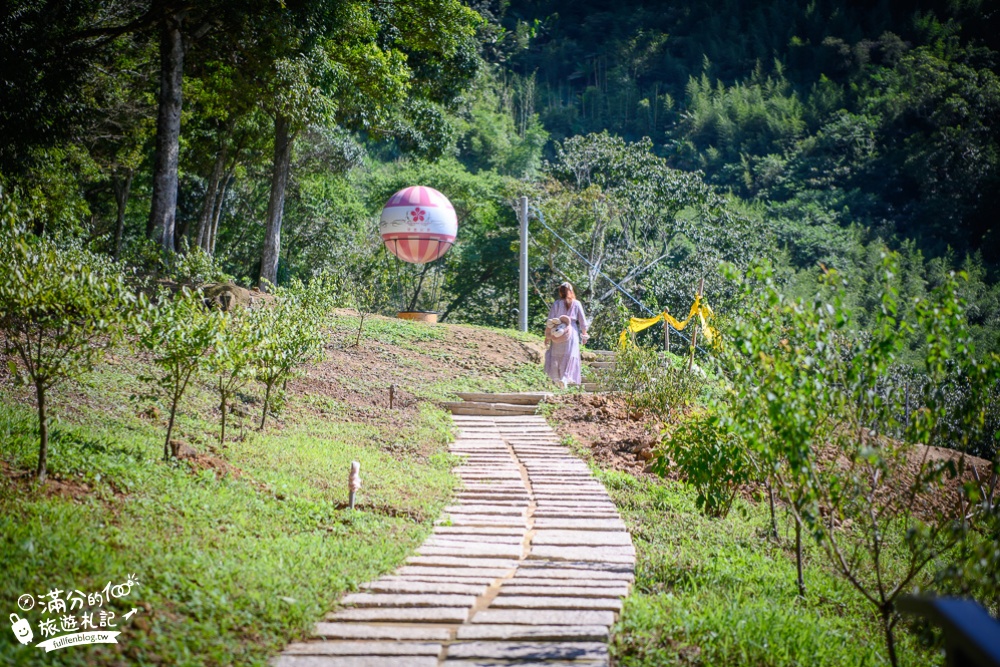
<box><xmin>379</xmin><ymin>186</ymin><xmax>458</xmax><ymax>323</ymax></box>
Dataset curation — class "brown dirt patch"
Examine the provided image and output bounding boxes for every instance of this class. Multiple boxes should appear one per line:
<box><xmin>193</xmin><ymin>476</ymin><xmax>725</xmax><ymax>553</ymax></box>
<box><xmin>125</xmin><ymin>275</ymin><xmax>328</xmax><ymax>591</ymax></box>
<box><xmin>1</xmin><ymin>460</ymin><xmax>96</xmax><ymax>501</ymax></box>
<box><xmin>547</xmin><ymin>393</ymin><xmax>666</xmax><ymax>478</ymax></box>
<box><xmin>548</xmin><ymin>393</ymin><xmax>996</xmax><ymax>520</ymax></box>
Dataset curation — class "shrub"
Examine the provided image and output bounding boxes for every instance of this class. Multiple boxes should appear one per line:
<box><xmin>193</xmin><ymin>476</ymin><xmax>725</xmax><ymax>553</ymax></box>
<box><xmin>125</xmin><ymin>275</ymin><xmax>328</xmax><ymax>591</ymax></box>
<box><xmin>249</xmin><ymin>296</ymin><xmax>325</xmax><ymax>429</ymax></box>
<box><xmin>207</xmin><ymin>307</ymin><xmax>261</xmax><ymax>444</ymax></box>
<box><xmin>136</xmin><ymin>288</ymin><xmax>224</xmax><ymax>459</ymax></box>
<box><xmin>600</xmin><ymin>342</ymin><xmax>705</xmax><ymax>417</ymax></box>
<box><xmin>653</xmin><ymin>410</ymin><xmax>754</xmax><ymax>518</ymax></box>
<box><xmin>722</xmin><ymin>253</ymin><xmax>1000</xmax><ymax>666</ymax></box>
<box><xmin>0</xmin><ymin>198</ymin><xmax>134</xmax><ymax>481</ymax></box>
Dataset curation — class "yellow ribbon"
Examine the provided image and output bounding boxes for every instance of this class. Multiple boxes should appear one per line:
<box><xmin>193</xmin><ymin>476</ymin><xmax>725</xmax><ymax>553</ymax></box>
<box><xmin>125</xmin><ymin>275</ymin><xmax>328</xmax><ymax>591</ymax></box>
<box><xmin>618</xmin><ymin>295</ymin><xmax>718</xmax><ymax>349</ymax></box>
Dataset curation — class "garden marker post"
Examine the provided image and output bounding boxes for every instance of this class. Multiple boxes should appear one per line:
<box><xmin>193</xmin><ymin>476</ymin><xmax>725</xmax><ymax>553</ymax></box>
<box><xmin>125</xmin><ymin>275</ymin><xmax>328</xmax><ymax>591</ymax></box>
<box><xmin>688</xmin><ymin>278</ymin><xmax>704</xmax><ymax>371</ymax></box>
<box><xmin>663</xmin><ymin>307</ymin><xmax>670</xmax><ymax>353</ymax></box>
<box><xmin>348</xmin><ymin>461</ymin><xmax>361</xmax><ymax>510</ymax></box>
<box><xmin>519</xmin><ymin>196</ymin><xmax>529</xmax><ymax>332</ymax></box>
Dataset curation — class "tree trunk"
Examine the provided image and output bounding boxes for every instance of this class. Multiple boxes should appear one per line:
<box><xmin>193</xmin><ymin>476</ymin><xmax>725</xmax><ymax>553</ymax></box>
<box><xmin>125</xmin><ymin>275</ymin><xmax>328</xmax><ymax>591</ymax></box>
<box><xmin>36</xmin><ymin>384</ymin><xmax>48</xmax><ymax>482</ymax></box>
<box><xmin>112</xmin><ymin>169</ymin><xmax>133</xmax><ymax>262</ymax></box>
<box><xmin>767</xmin><ymin>478</ymin><xmax>779</xmax><ymax>541</ymax></box>
<box><xmin>208</xmin><ymin>173</ymin><xmax>231</xmax><ymax>256</ymax></box>
<box><xmin>795</xmin><ymin>515</ymin><xmax>806</xmax><ymax>597</ymax></box>
<box><xmin>259</xmin><ymin>113</ymin><xmax>293</xmax><ymax>289</ymax></box>
<box><xmin>260</xmin><ymin>382</ymin><xmax>273</xmax><ymax>430</ymax></box>
<box><xmin>196</xmin><ymin>144</ymin><xmax>227</xmax><ymax>251</ymax></box>
<box><xmin>165</xmin><ymin>388</ymin><xmax>179</xmax><ymax>460</ymax></box>
<box><xmin>147</xmin><ymin>11</ymin><xmax>186</xmax><ymax>251</ymax></box>
<box><xmin>219</xmin><ymin>377</ymin><xmax>228</xmax><ymax>445</ymax></box>
<box><xmin>881</xmin><ymin>607</ymin><xmax>898</xmax><ymax>667</ymax></box>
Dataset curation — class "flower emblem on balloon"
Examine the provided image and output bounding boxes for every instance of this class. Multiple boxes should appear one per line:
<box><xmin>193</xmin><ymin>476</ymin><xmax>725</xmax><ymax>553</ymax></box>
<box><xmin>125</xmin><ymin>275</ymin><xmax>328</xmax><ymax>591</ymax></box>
<box><xmin>409</xmin><ymin>207</ymin><xmax>427</xmax><ymax>222</ymax></box>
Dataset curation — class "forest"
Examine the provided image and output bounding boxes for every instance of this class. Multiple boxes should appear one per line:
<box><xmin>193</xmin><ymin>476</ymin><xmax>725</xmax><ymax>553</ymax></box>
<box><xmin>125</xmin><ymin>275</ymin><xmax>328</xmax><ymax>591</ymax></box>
<box><xmin>3</xmin><ymin>1</ymin><xmax>999</xmax><ymax>348</ymax></box>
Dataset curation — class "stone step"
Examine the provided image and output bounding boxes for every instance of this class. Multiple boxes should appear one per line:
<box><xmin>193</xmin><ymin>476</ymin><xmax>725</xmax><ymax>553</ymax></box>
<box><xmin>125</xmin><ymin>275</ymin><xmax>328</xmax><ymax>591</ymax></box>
<box><xmin>446</xmin><ymin>640</ymin><xmax>608</xmax><ymax>661</ymax></box>
<box><xmin>313</xmin><ymin>623</ymin><xmax>452</xmax><ymax>641</ymax></box>
<box><xmin>454</xmin><ymin>624</ymin><xmax>610</xmax><ymax>642</ymax></box>
<box><xmin>455</xmin><ymin>392</ymin><xmax>552</xmax><ymax>405</ymax></box>
<box><xmin>278</xmin><ymin>413</ymin><xmax>635</xmax><ymax>667</ymax></box>
<box><xmin>284</xmin><ymin>641</ymin><xmax>441</xmax><ymax>656</ymax></box>
<box><xmin>444</xmin><ymin>402</ymin><xmax>539</xmax><ymax>416</ymax></box>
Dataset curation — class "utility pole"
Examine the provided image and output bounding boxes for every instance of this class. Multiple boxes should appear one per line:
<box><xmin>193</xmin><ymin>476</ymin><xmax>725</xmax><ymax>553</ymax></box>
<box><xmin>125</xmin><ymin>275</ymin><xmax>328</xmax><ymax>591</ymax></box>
<box><xmin>519</xmin><ymin>196</ymin><xmax>529</xmax><ymax>332</ymax></box>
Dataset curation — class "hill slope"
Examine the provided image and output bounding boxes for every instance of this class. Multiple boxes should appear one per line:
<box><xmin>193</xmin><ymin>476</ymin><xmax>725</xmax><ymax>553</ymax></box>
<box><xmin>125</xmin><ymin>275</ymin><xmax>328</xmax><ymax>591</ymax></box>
<box><xmin>0</xmin><ymin>313</ymin><xmax>548</xmax><ymax>666</ymax></box>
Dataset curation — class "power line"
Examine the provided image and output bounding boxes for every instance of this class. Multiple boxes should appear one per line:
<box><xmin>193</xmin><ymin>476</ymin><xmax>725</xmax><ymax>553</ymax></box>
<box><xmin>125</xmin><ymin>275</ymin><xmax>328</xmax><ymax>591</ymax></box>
<box><xmin>528</xmin><ymin>204</ymin><xmax>707</xmax><ymax>353</ymax></box>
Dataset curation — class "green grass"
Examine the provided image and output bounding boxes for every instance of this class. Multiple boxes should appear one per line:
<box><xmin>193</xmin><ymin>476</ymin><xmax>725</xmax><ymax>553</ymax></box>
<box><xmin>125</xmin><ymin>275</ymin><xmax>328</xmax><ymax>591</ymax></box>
<box><xmin>0</xmin><ymin>355</ymin><xmax>455</xmax><ymax>665</ymax></box>
<box><xmin>325</xmin><ymin>313</ymin><xmax>552</xmax><ymax>400</ymax></box>
<box><xmin>599</xmin><ymin>471</ymin><xmax>943</xmax><ymax>667</ymax></box>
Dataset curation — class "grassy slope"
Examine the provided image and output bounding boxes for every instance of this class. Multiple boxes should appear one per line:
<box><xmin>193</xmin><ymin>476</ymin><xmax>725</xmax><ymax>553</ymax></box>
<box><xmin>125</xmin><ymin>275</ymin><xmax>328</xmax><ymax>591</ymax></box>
<box><xmin>0</xmin><ymin>314</ymin><xmax>549</xmax><ymax>666</ymax></box>
<box><xmin>601</xmin><ymin>471</ymin><xmax>942</xmax><ymax>667</ymax></box>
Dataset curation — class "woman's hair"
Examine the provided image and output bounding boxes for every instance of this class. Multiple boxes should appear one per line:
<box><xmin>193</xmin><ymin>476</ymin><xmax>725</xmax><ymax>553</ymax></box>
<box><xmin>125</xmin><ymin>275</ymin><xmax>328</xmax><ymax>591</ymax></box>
<box><xmin>558</xmin><ymin>282</ymin><xmax>574</xmax><ymax>300</ymax></box>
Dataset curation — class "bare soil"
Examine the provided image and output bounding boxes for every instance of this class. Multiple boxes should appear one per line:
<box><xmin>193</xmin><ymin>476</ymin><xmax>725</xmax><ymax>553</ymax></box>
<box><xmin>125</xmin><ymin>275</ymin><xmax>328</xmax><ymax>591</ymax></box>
<box><xmin>547</xmin><ymin>393</ymin><xmax>667</xmax><ymax>479</ymax></box>
<box><xmin>547</xmin><ymin>392</ymin><xmax>996</xmax><ymax>519</ymax></box>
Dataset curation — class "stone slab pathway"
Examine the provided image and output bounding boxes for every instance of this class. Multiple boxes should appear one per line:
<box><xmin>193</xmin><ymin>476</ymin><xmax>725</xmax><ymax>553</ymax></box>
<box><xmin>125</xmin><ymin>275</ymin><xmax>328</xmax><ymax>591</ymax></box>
<box><xmin>274</xmin><ymin>414</ymin><xmax>634</xmax><ymax>666</ymax></box>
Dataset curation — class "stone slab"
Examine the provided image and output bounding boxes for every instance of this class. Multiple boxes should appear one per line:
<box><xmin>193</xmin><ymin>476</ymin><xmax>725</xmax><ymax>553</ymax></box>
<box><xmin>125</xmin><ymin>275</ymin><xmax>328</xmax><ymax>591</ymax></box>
<box><xmin>507</xmin><ymin>577</ymin><xmax>632</xmax><ymax>588</ymax></box>
<box><xmin>515</xmin><ymin>566</ymin><xmax>634</xmax><ymax>580</ymax></box>
<box><xmin>284</xmin><ymin>641</ymin><xmax>441</xmax><ymax>655</ymax></box>
<box><xmin>377</xmin><ymin>575</ymin><xmax>496</xmax><ymax>586</ymax></box>
<box><xmin>442</xmin><ymin>661</ymin><xmax>608</xmax><ymax>667</ymax></box>
<box><xmin>418</xmin><ymin>545</ymin><xmax>523</xmax><ymax>558</ymax></box>
<box><xmin>470</xmin><ymin>609</ymin><xmax>616</xmax><ymax>626</ymax></box>
<box><xmin>329</xmin><ymin>607</ymin><xmax>470</xmax><ymax>623</ymax></box>
<box><xmin>424</xmin><ymin>535</ymin><xmax>523</xmax><ymax>545</ymax></box>
<box><xmin>499</xmin><ymin>585</ymin><xmax>629</xmax><ymax>598</ymax></box>
<box><xmin>274</xmin><ymin>657</ymin><xmax>439</xmax><ymax>667</ymax></box>
<box><xmin>313</xmin><ymin>624</ymin><xmax>452</xmax><ymax>641</ymax></box>
<box><xmin>531</xmin><ymin>518</ymin><xmax>626</xmax><ymax>531</ymax></box>
<box><xmin>455</xmin><ymin>624</ymin><xmax>610</xmax><ymax>642</ymax></box>
<box><xmin>446</xmin><ymin>641</ymin><xmax>608</xmax><ymax>661</ymax></box>
<box><xmin>531</xmin><ymin>531</ymin><xmax>633</xmax><ymax>546</ymax></box>
<box><xmin>364</xmin><ymin>581</ymin><xmax>484</xmax><ymax>595</ymax></box>
<box><xmin>341</xmin><ymin>593</ymin><xmax>476</xmax><ymax>608</ymax></box>
<box><xmin>489</xmin><ymin>595</ymin><xmax>622</xmax><ymax>611</ymax></box>
<box><xmin>396</xmin><ymin>566</ymin><xmax>512</xmax><ymax>579</ymax></box>
<box><xmin>407</xmin><ymin>556</ymin><xmax>521</xmax><ymax>569</ymax></box>
<box><xmin>528</xmin><ymin>546</ymin><xmax>635</xmax><ymax>563</ymax></box>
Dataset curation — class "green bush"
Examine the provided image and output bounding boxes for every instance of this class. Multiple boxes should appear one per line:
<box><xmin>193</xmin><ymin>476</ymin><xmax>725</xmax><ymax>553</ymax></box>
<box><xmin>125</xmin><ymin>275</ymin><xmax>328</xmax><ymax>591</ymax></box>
<box><xmin>600</xmin><ymin>342</ymin><xmax>705</xmax><ymax>417</ymax></box>
<box><xmin>136</xmin><ymin>288</ymin><xmax>224</xmax><ymax>458</ymax></box>
<box><xmin>721</xmin><ymin>253</ymin><xmax>1000</xmax><ymax>665</ymax></box>
<box><xmin>0</xmin><ymin>196</ymin><xmax>135</xmax><ymax>480</ymax></box>
<box><xmin>208</xmin><ymin>307</ymin><xmax>262</xmax><ymax>444</ymax></box>
<box><xmin>249</xmin><ymin>296</ymin><xmax>326</xmax><ymax>429</ymax></box>
<box><xmin>653</xmin><ymin>410</ymin><xmax>754</xmax><ymax>518</ymax></box>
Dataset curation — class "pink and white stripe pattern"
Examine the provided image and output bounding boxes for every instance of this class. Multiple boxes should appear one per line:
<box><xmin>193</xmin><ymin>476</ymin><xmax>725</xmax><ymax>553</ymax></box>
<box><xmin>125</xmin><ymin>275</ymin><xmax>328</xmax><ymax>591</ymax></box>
<box><xmin>380</xmin><ymin>186</ymin><xmax>458</xmax><ymax>264</ymax></box>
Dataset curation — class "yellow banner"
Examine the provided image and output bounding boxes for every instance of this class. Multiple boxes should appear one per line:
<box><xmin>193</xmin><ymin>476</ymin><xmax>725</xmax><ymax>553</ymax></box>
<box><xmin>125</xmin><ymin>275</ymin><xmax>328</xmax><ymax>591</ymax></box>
<box><xmin>618</xmin><ymin>295</ymin><xmax>718</xmax><ymax>349</ymax></box>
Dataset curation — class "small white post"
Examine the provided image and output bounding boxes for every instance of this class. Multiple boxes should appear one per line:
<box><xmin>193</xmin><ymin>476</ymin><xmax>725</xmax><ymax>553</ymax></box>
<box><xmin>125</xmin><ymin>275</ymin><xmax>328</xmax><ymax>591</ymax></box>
<box><xmin>518</xmin><ymin>196</ymin><xmax>529</xmax><ymax>333</ymax></box>
<box><xmin>348</xmin><ymin>461</ymin><xmax>361</xmax><ymax>510</ymax></box>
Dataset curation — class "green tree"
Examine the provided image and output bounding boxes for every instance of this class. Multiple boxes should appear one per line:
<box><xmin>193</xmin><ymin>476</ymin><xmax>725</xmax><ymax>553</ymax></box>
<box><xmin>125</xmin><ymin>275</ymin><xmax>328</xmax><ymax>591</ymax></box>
<box><xmin>255</xmin><ymin>0</ymin><xmax>482</xmax><ymax>288</ymax></box>
<box><xmin>0</xmin><ymin>197</ymin><xmax>134</xmax><ymax>481</ymax></box>
<box><xmin>207</xmin><ymin>307</ymin><xmax>260</xmax><ymax>445</ymax></box>
<box><xmin>249</xmin><ymin>293</ymin><xmax>325</xmax><ymax>429</ymax></box>
<box><xmin>724</xmin><ymin>254</ymin><xmax>1000</xmax><ymax>665</ymax></box>
<box><xmin>137</xmin><ymin>288</ymin><xmax>224</xmax><ymax>459</ymax></box>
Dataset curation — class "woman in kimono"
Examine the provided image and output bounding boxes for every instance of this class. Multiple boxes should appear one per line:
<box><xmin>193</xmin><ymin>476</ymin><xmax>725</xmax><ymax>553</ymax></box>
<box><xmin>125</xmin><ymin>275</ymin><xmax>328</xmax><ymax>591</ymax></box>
<box><xmin>544</xmin><ymin>282</ymin><xmax>589</xmax><ymax>387</ymax></box>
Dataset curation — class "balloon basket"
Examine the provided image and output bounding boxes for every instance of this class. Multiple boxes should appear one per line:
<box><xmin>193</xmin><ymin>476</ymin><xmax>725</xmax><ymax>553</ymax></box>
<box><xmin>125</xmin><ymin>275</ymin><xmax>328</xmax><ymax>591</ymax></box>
<box><xmin>397</xmin><ymin>311</ymin><xmax>438</xmax><ymax>325</ymax></box>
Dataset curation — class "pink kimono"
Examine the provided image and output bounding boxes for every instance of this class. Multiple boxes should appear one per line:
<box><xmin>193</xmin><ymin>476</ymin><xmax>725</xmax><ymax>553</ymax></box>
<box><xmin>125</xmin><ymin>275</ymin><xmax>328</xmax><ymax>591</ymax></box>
<box><xmin>545</xmin><ymin>298</ymin><xmax>587</xmax><ymax>386</ymax></box>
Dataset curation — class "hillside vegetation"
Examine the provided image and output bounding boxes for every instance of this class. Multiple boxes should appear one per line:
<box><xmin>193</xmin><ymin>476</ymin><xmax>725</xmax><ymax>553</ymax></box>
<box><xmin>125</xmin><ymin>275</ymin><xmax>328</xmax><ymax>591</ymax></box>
<box><xmin>0</xmin><ymin>312</ymin><xmax>548</xmax><ymax>666</ymax></box>
<box><xmin>1</xmin><ymin>0</ymin><xmax>999</xmax><ymax>665</ymax></box>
